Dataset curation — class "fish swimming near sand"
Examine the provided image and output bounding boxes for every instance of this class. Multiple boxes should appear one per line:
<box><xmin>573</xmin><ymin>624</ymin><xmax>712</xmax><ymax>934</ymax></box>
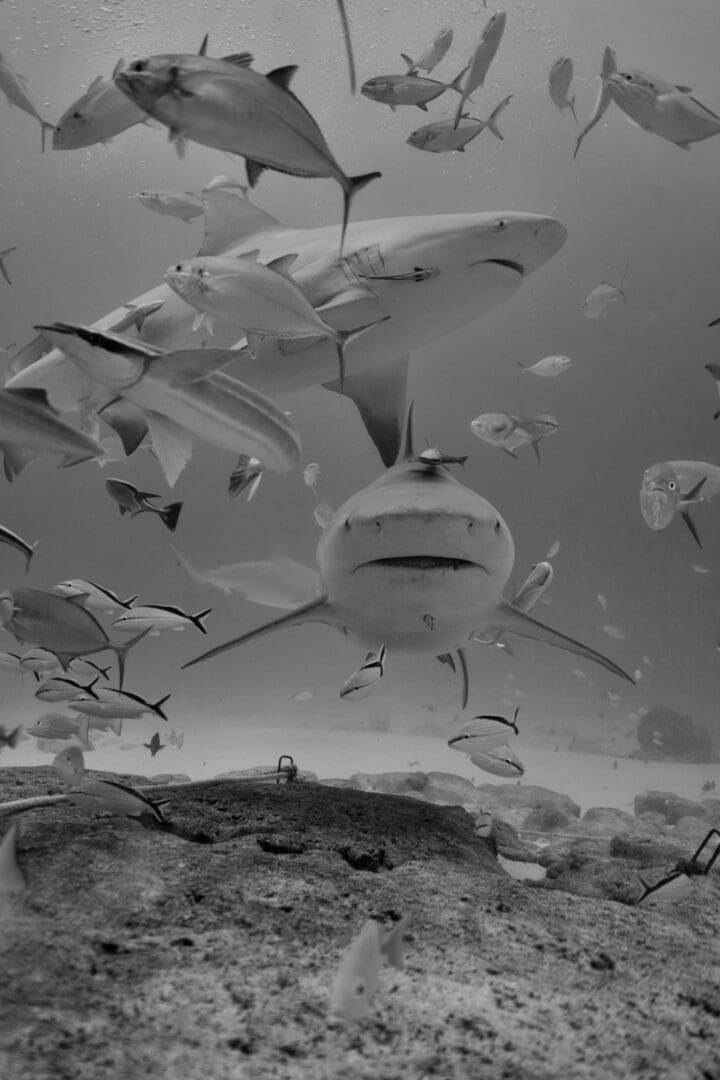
<box><xmin>328</xmin><ymin>915</ymin><xmax>409</xmax><ymax>1023</ymax></box>
<box><xmin>68</xmin><ymin>687</ymin><xmax>171</xmax><ymax>722</ymax></box>
<box><xmin>115</xmin><ymin>53</ymin><xmax>380</xmax><ymax>252</ymax></box>
<box><xmin>53</xmin><ymin>745</ymin><xmax>85</xmax><ymax>788</ymax></box>
<box><xmin>449</xmin><ymin>707</ymin><xmax>520</xmax><ymax>754</ymax></box>
<box><xmin>0</xmin><ymin>588</ymin><xmax>149</xmax><ymax>687</ymax></box>
<box><xmin>470</xmin><ymin>742</ymin><xmax>524</xmax><ymax>777</ymax></box>
<box><xmin>9</xmin><ymin>185</ymin><xmax>566</xmax><ymax>470</ymax></box>
<box><xmin>144</xmin><ymin>732</ymin><xmax>165</xmax><ymax>757</ymax></box>
<box><xmin>25</xmin><ymin>711</ymin><xmax>90</xmax><ymax>744</ymax></box>
<box><xmin>70</xmin><ymin>778</ymin><xmax>169</xmax><ymax>825</ymax></box>
<box><xmin>339</xmin><ymin>645</ymin><xmax>387</xmax><ymax>700</ymax></box>
<box><xmin>182</xmin><ymin>407</ymin><xmax>633</xmax><ymax>705</ymax></box>
<box><xmin>0</xmin><ymin>822</ymin><xmax>25</xmax><ymax>899</ymax></box>
<box><xmin>0</xmin><ymin>724</ymin><xmax>22</xmax><ymax>750</ymax></box>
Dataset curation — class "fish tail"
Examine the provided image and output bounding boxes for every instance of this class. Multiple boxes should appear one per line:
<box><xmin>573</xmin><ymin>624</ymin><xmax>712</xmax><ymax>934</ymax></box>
<box><xmin>512</xmin><ymin>706</ymin><xmax>520</xmax><ymax>734</ymax></box>
<box><xmin>122</xmin><ymin>594</ymin><xmax>138</xmax><ymax>609</ymax></box>
<box><xmin>0</xmin><ymin>246</ymin><xmax>18</xmax><ymax>286</ymax></box>
<box><xmin>7</xmin><ymin>724</ymin><xmax>22</xmax><ymax>749</ymax></box>
<box><xmin>192</xmin><ymin>608</ymin><xmax>213</xmax><ymax>634</ymax></box>
<box><xmin>401</xmin><ymin>53</ymin><xmax>417</xmax><ymax>73</ymax></box>
<box><xmin>568</xmin><ymin>95</ymin><xmax>578</xmax><ymax>124</ymax></box>
<box><xmin>113</xmin><ymin>626</ymin><xmax>151</xmax><ymax>688</ymax></box>
<box><xmin>109</xmin><ymin>717</ymin><xmax>123</xmax><ymax>736</ymax></box>
<box><xmin>486</xmin><ymin>95</ymin><xmax>513</xmax><ymax>140</ymax></box>
<box><xmin>40</xmin><ymin>120</ymin><xmax>55</xmax><ymax>154</ymax></box>
<box><xmin>160</xmin><ymin>501</ymin><xmax>183</xmax><ymax>533</ymax></box>
<box><xmin>153</xmin><ymin>693</ymin><xmax>172</xmax><ymax>721</ymax></box>
<box><xmin>339</xmin><ymin>172</ymin><xmax>382</xmax><ymax>255</ymax></box>
<box><xmin>86</xmin><ymin>676</ymin><xmax>101</xmax><ymax>698</ymax></box>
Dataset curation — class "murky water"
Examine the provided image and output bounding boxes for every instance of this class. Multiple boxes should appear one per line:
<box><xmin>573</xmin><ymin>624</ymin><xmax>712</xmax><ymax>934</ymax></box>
<box><xmin>1</xmin><ymin>0</ymin><xmax>718</xmax><ymax>787</ymax></box>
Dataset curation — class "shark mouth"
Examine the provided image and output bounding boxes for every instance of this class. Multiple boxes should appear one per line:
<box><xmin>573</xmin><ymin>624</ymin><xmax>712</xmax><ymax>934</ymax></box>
<box><xmin>355</xmin><ymin>556</ymin><xmax>489</xmax><ymax>572</ymax></box>
<box><xmin>471</xmin><ymin>258</ymin><xmax>525</xmax><ymax>276</ymax></box>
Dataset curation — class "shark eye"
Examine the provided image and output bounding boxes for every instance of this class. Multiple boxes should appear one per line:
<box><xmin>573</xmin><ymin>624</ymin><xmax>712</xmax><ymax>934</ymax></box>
<box><xmin>668</xmin><ymin>481</ymin><xmax>676</xmax><ymax>491</ymax></box>
<box><xmin>344</xmin><ymin>517</ymin><xmax>351</xmax><ymax>532</ymax></box>
<box><xmin>496</xmin><ymin>219</ymin><xmax>507</xmax><ymax>230</ymax></box>
<box><xmin>624</xmin><ymin>73</ymin><xmax>633</xmax><ymax>81</ymax></box>
<box><xmin>494</xmin><ymin>519</ymin><xmax>501</xmax><ymax>533</ymax></box>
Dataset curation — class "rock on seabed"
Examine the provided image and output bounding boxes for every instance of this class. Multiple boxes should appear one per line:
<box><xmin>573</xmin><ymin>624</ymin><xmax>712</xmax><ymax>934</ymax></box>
<box><xmin>0</xmin><ymin>767</ymin><xmax>719</xmax><ymax>1080</ymax></box>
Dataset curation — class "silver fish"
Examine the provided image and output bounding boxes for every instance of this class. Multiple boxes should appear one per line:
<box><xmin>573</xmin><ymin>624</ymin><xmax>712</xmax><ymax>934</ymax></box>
<box><xmin>470</xmin><ymin>742</ymin><xmax>524</xmax><ymax>777</ymax></box>
<box><xmin>339</xmin><ymin>645</ymin><xmax>387</xmax><ymax>700</ymax></box>
<box><xmin>0</xmin><ymin>51</ymin><xmax>54</xmax><ymax>151</ymax></box>
<box><xmin>608</xmin><ymin>71</ymin><xmax>720</xmax><ymax>148</ymax></box>
<box><xmin>401</xmin><ymin>28</ymin><xmax>453</xmax><ymax>75</ymax></box>
<box><xmin>132</xmin><ymin>189</ymin><xmax>204</xmax><ymax>223</ymax></box>
<box><xmin>452</xmin><ymin>11</ymin><xmax>507</xmax><ymax>128</ymax></box>
<box><xmin>517</xmin><ymin>355</ymin><xmax>572</xmax><ymax>378</ymax></box>
<box><xmin>407</xmin><ymin>96</ymin><xmax>512</xmax><ymax>153</ymax></box>
<box><xmin>361</xmin><ymin>67</ymin><xmax>469</xmax><ymax>112</ymax></box>
<box><xmin>53</xmin><ymin>62</ymin><xmax>148</xmax><ymax>149</ymax></box>
<box><xmin>548</xmin><ymin>57</ymin><xmax>577</xmax><ymax>122</ymax></box>
<box><xmin>574</xmin><ymin>46</ymin><xmax>617</xmax><ymax>158</ymax></box>
<box><xmin>53</xmin><ymin>580</ymin><xmax>137</xmax><ymax>615</ymax></box>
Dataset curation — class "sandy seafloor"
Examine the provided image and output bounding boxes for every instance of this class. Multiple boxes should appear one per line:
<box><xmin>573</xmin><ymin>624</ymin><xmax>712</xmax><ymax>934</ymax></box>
<box><xmin>6</xmin><ymin>719</ymin><xmax>717</xmax><ymax>813</ymax></box>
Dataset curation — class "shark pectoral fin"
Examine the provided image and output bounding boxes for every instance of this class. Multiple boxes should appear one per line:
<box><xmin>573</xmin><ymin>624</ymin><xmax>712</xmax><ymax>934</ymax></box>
<box><xmin>487</xmin><ymin>602</ymin><xmax>635</xmax><ymax>684</ymax></box>
<box><xmin>144</xmin><ymin>411</ymin><xmax>194</xmax><ymax>488</ymax></box>
<box><xmin>323</xmin><ymin>354</ymin><xmax>409</xmax><ymax>467</ymax></box>
<box><xmin>315</xmin><ymin>284</ymin><xmax>383</xmax><ymax>327</ymax></box>
<box><xmin>197</xmin><ymin>186</ymin><xmax>284</xmax><ymax>257</ymax></box>
<box><xmin>1</xmin><ymin>443</ymin><xmax>38</xmax><ymax>482</ymax></box>
<box><xmin>181</xmin><ymin>595</ymin><xmax>334</xmax><ymax>671</ymax></box>
<box><xmin>149</xmin><ymin>347</ymin><xmax>238</xmax><ymax>384</ymax></box>
<box><xmin>97</xmin><ymin>400</ymin><xmax>149</xmax><ymax>456</ymax></box>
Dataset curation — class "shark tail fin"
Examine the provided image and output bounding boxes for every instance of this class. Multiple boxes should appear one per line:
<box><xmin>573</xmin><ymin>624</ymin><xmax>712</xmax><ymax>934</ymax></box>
<box><xmin>181</xmin><ymin>595</ymin><xmax>332</xmax><ymax>671</ymax></box>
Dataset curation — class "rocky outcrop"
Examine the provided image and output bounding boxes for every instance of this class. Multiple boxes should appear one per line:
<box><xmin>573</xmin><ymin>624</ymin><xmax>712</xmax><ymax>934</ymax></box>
<box><xmin>634</xmin><ymin>790</ymin><xmax>708</xmax><ymax>824</ymax></box>
<box><xmin>1</xmin><ymin>767</ymin><xmax>719</xmax><ymax>1080</ymax></box>
<box><xmin>636</xmin><ymin>705</ymin><xmax>718</xmax><ymax>762</ymax></box>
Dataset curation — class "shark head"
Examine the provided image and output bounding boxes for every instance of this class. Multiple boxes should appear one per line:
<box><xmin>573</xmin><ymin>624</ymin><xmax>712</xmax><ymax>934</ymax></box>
<box><xmin>317</xmin><ymin>454</ymin><xmax>514</xmax><ymax>653</ymax></box>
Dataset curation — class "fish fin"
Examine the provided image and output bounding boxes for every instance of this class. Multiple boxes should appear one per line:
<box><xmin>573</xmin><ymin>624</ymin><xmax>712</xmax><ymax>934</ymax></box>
<box><xmin>245</xmin><ymin>159</ymin><xmax>267</xmax><ymax>188</ymax></box>
<box><xmin>191</xmin><ymin>608</ymin><xmax>212</xmax><ymax>634</ymax></box>
<box><xmin>198</xmin><ymin>33</ymin><xmax>209</xmax><ymax>56</ymax></box>
<box><xmin>7</xmin><ymin>332</ymin><xmax>51</xmax><ymax>376</ymax></box>
<box><xmin>532</xmin><ymin>440</ymin><xmax>541</xmax><ymax>465</ymax></box>
<box><xmin>335</xmin><ymin>0</ymin><xmax>357</xmax><ymax>92</ymax></box>
<box><xmin>197</xmin><ymin>185</ymin><xmax>282</xmax><ymax>257</ymax></box>
<box><xmin>1</xmin><ymin>443</ymin><xmax>38</xmax><ymax>481</ymax></box>
<box><xmin>568</xmin><ymin>95</ymin><xmax>578</xmax><ymax>124</ymax></box>
<box><xmin>191</xmin><ymin>311</ymin><xmax>207</xmax><ymax>333</ymax></box>
<box><xmin>336</xmin><ymin>316</ymin><xmax>392</xmax><ymax>387</ymax></box>
<box><xmin>675</xmin><ymin>84</ymin><xmax>693</xmax><ymax>93</ymax></box>
<box><xmin>437</xmin><ymin>652</ymin><xmax>457</xmax><ymax>674</ymax></box>
<box><xmin>149</xmin><ymin>347</ymin><xmax>238</xmax><ymax>384</ymax></box>
<box><xmin>265</xmin><ymin>253</ymin><xmax>299</xmax><ymax>277</ymax></box>
<box><xmin>181</xmin><ymin>595</ymin><xmax>334</xmax><ymax>671</ymax></box>
<box><xmin>152</xmin><ymin>693</ymin><xmax>171</xmax><ymax>721</ymax></box>
<box><xmin>401</xmin><ymin>53</ymin><xmax>416</xmax><ymax>69</ymax></box>
<box><xmin>113</xmin><ymin>626</ymin><xmax>151</xmax><ymax>689</ymax></box>
<box><xmin>122</xmin><ymin>595</ymin><xmax>137</xmax><ymax>609</ymax></box>
<box><xmin>76</xmin><ymin>715</ymin><xmax>90</xmax><ymax>745</ymax></box>
<box><xmin>416</xmin><ymin>102</ymin><xmax>429</xmax><ymax>112</ymax></box>
<box><xmin>512</xmin><ymin>706</ymin><xmax>520</xmax><ymax>734</ymax></box>
<box><xmin>40</xmin><ymin>120</ymin><xmax>54</xmax><ymax>154</ymax></box>
<box><xmin>680</xmin><ymin>509</ymin><xmax>702</xmax><ymax>548</ymax></box>
<box><xmin>683</xmin><ymin>477</ymin><xmax>707</xmax><ymax>503</ymax></box>
<box><xmin>315</xmin><ymin>283</ymin><xmax>383</xmax><ymax>324</ymax></box>
<box><xmin>246</xmin><ymin>332</ymin><xmax>264</xmax><ymax>359</ymax></box>
<box><xmin>159</xmin><ymin>501</ymin><xmax>183</xmax><ymax>533</ymax></box>
<box><xmin>323</xmin><ymin>354</ymin><xmax>409</xmax><ymax>467</ymax></box>
<box><xmin>265</xmin><ymin>65</ymin><xmax>298</xmax><ymax>91</ymax></box>
<box><xmin>486</xmin><ymin>602</ymin><xmax>636</xmax><ymax>684</ymax></box>
<box><xmin>710</xmin><ymin>316</ymin><xmax>720</xmax><ymax>327</ymax></box>
<box><xmin>220</xmin><ymin>52</ymin><xmax>254</xmax><ymax>67</ymax></box>
<box><xmin>144</xmin><ymin>411</ymin><xmax>194</xmax><ymax>488</ymax></box>
<box><xmin>486</xmin><ymin>94</ymin><xmax>513</xmax><ymax>139</ymax></box>
<box><xmin>0</xmin><ymin>246</ymin><xmax>17</xmax><ymax>286</ymax></box>
<box><xmin>97</xmin><ymin>400</ymin><xmax>149</xmax><ymax>456</ymax></box>
<box><xmin>339</xmin><ymin>172</ymin><xmax>382</xmax><ymax>255</ymax></box>
<box><xmin>456</xmin><ymin>647</ymin><xmax>469</xmax><ymax>709</ymax></box>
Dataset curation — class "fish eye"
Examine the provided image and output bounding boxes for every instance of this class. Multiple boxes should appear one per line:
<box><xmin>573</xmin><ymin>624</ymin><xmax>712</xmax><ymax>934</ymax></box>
<box><xmin>494</xmin><ymin>519</ymin><xmax>501</xmax><ymax>533</ymax></box>
<box><xmin>72</xmin><ymin>111</ymin><xmax>82</xmax><ymax>119</ymax></box>
<box><xmin>375</xmin><ymin>520</ymin><xmax>382</xmax><ymax>532</ymax></box>
<box><xmin>668</xmin><ymin>481</ymin><xmax>676</xmax><ymax>491</ymax></box>
<box><xmin>344</xmin><ymin>517</ymin><xmax>351</xmax><ymax>532</ymax></box>
<box><xmin>624</xmin><ymin>73</ymin><xmax>633</xmax><ymax>81</ymax></box>
<box><xmin>130</xmin><ymin>60</ymin><xmax>146</xmax><ymax>72</ymax></box>
<box><xmin>496</xmin><ymin>219</ymin><xmax>507</xmax><ymax>230</ymax></box>
<box><xmin>174</xmin><ymin>264</ymin><xmax>183</xmax><ymax>272</ymax></box>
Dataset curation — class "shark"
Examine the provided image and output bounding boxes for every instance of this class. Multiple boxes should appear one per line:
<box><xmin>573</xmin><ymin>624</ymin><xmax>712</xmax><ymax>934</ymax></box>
<box><xmin>7</xmin><ymin>185</ymin><xmax>567</xmax><ymax>467</ymax></box>
<box><xmin>182</xmin><ymin>408</ymin><xmax>634</xmax><ymax>705</ymax></box>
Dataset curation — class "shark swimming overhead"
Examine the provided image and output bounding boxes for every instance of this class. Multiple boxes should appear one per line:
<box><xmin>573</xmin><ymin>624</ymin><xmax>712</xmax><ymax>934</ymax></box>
<box><xmin>7</xmin><ymin>184</ymin><xmax>567</xmax><ymax>467</ymax></box>
<box><xmin>183</xmin><ymin>408</ymin><xmax>634</xmax><ymax>705</ymax></box>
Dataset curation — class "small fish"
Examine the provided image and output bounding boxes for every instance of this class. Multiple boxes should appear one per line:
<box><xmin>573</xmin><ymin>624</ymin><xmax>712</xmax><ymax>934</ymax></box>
<box><xmin>640</xmin><ymin>462</ymin><xmax>707</xmax><ymax>548</ymax></box>
<box><xmin>303</xmin><ymin>462</ymin><xmax>322</xmax><ymax>494</ymax></box>
<box><xmin>328</xmin><ymin>916</ymin><xmax>408</xmax><ymax>1023</ymax></box>
<box><xmin>608</xmin><ymin>71</ymin><xmax>720</xmax><ymax>149</ymax></box>
<box><xmin>572</xmin><ymin>668</ymin><xmax>587</xmax><ymax>679</ymax></box>
<box><xmin>0</xmin><ymin>822</ymin><xmax>25</xmax><ymax>898</ymax></box>
<box><xmin>69</xmin><ymin>686</ymin><xmax>171</xmax><ymax>721</ymax></box>
<box><xmin>361</xmin><ymin>66</ymin><xmax>469</xmax><ymax>112</ymax></box>
<box><xmin>171</xmin><ymin>547</ymin><xmax>323</xmax><ymax>606</ymax></box>
<box><xmin>108</xmin><ymin>300</ymin><xmax>166</xmax><ymax>336</ymax></box>
<box><xmin>25</xmin><ymin>711</ymin><xmax>90</xmax><ymax>744</ymax></box>
<box><xmin>0</xmin><ymin>246</ymin><xmax>16</xmax><ymax>285</ymax></box>
<box><xmin>53</xmin><ymin>62</ymin><xmax>148</xmax><ymax>149</ymax></box>
<box><xmin>105</xmin><ymin>478</ymin><xmax>183</xmax><ymax>533</ymax></box>
<box><xmin>517</xmin><ymin>355</ymin><xmax>572</xmax><ymax>378</ymax></box>
<box><xmin>448</xmin><ymin>708</ymin><xmax>520</xmax><ymax>754</ymax></box>
<box><xmin>691</xmin><ymin>564</ymin><xmax>711</xmax><ymax>575</ymax></box>
<box><xmin>597</xmin><ymin>594</ymin><xmax>608</xmax><ymax>611</ymax></box>
<box><xmin>167</xmin><ymin>729</ymin><xmax>185</xmax><ymax>749</ymax></box>
<box><xmin>407</xmin><ymin>96</ymin><xmax>512</xmax><ymax>153</ymax></box>
<box><xmin>416</xmin><ymin>447</ymin><xmax>469</xmax><ymax>468</ymax></box>
<box><xmin>470</xmin><ymin>743</ymin><xmax>524</xmax><ymax>778</ymax></box>
<box><xmin>115</xmin><ymin>55</ymin><xmax>380</xmax><ymax>253</ymax></box>
<box><xmin>583</xmin><ymin>261</ymin><xmax>628</xmax><ymax>318</ymax></box>
<box><xmin>228</xmin><ymin>454</ymin><xmax>265</xmax><ymax>500</ymax></box>
<box><xmin>0</xmin><ymin>51</ymin><xmax>55</xmax><ymax>151</ymax></box>
<box><xmin>53</xmin><ymin>579</ymin><xmax>137</xmax><ymax>615</ymax></box>
<box><xmin>401</xmin><ymin>27</ymin><xmax>453</xmax><ymax>75</ymax></box>
<box><xmin>474</xmin><ymin>808</ymin><xmax>493</xmax><ymax>839</ymax></box>
<box><xmin>510</xmin><ymin>562</ymin><xmax>553</xmax><ymax>613</ymax></box>
<box><xmin>574</xmin><ymin>46</ymin><xmax>617</xmax><ymax>158</ymax></box>
<box><xmin>548</xmin><ymin>57</ymin><xmax>577</xmax><ymax>122</ymax></box>
<box><xmin>313</xmin><ymin>502</ymin><xmax>336</xmax><ymax>529</ymax></box>
<box><xmin>0</xmin><ymin>724</ymin><xmax>22</xmax><ymax>750</ymax></box>
<box><xmin>634</xmin><ymin>668</ymin><xmax>643</xmax><ymax>681</ymax></box>
<box><xmin>602</xmin><ymin>624</ymin><xmax>626</xmax><ymax>640</ymax></box>
<box><xmin>35</xmin><ymin>675</ymin><xmax>100</xmax><ymax>703</ymax></box>
<box><xmin>292</xmin><ymin>690</ymin><xmax>314</xmax><ymax>702</ymax></box>
<box><xmin>132</xmin><ymin>189</ymin><xmax>204</xmax><ymax>223</ymax></box>
<box><xmin>144</xmin><ymin>732</ymin><xmax>165</xmax><ymax>757</ymax></box>
<box><xmin>339</xmin><ymin>645</ymin><xmax>387</xmax><ymax>700</ymax></box>
<box><xmin>53</xmin><ymin>745</ymin><xmax>85</xmax><ymax>787</ymax></box>
<box><xmin>704</xmin><ymin>363</ymin><xmax>720</xmax><ymax>419</ymax></box>
<box><xmin>20</xmin><ymin>647</ymin><xmax>62</xmax><ymax>674</ymax></box>
<box><xmin>112</xmin><ymin>604</ymin><xmax>212</xmax><ymax>636</ymax></box>
<box><xmin>546</xmin><ymin>540</ymin><xmax>561</xmax><ymax>559</ymax></box>
<box><xmin>452</xmin><ymin>11</ymin><xmax>507</xmax><ymax>128</ymax></box>
<box><xmin>67</xmin><ymin>657</ymin><xmax>112</xmax><ymax>681</ymax></box>
<box><xmin>0</xmin><ymin>523</ymin><xmax>36</xmax><ymax>572</ymax></box>
<box><xmin>642</xmin><ymin>656</ymin><xmax>652</xmax><ymax>667</ymax></box>
<box><xmin>70</xmin><ymin>777</ymin><xmax>169</xmax><ymax>824</ymax></box>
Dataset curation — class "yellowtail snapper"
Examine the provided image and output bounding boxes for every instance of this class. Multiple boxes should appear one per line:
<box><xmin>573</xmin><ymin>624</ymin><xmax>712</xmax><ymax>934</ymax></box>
<box><xmin>112</xmin><ymin>604</ymin><xmax>211</xmax><ymax>636</ymax></box>
<box><xmin>53</xmin><ymin>579</ymin><xmax>137</xmax><ymax>615</ymax></box>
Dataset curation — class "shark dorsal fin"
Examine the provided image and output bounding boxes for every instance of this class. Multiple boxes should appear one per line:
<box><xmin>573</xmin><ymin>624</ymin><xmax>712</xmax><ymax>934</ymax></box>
<box><xmin>197</xmin><ymin>187</ymin><xmax>284</xmax><ymax>257</ymax></box>
<box><xmin>401</xmin><ymin>400</ymin><xmax>415</xmax><ymax>462</ymax></box>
